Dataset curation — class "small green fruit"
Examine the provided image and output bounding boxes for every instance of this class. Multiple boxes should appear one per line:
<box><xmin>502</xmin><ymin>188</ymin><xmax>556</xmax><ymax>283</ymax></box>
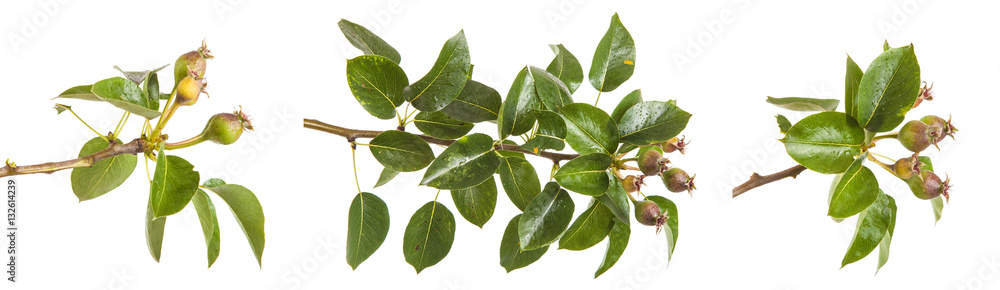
<box><xmin>622</xmin><ymin>175</ymin><xmax>641</xmax><ymax>193</ymax></box>
<box><xmin>898</xmin><ymin>120</ymin><xmax>933</xmax><ymax>152</ymax></box>
<box><xmin>633</xmin><ymin>199</ymin><xmax>664</xmax><ymax>227</ymax></box>
<box><xmin>659</xmin><ymin>136</ymin><xmax>687</xmax><ymax>154</ymax></box>
<box><xmin>174</xmin><ymin>41</ymin><xmax>213</xmax><ymax>86</ymax></box>
<box><xmin>906</xmin><ymin>170</ymin><xmax>951</xmax><ymax>201</ymax></box>
<box><xmin>638</xmin><ymin>149</ymin><xmax>668</xmax><ymax>176</ymax></box>
<box><xmin>175</xmin><ymin>76</ymin><xmax>207</xmax><ymax>106</ymax></box>
<box><xmin>892</xmin><ymin>155</ymin><xmax>922</xmax><ymax>179</ymax></box>
<box><xmin>662</xmin><ymin>168</ymin><xmax>695</xmax><ymax>194</ymax></box>
<box><xmin>202</xmin><ymin>110</ymin><xmax>253</xmax><ymax>145</ymax></box>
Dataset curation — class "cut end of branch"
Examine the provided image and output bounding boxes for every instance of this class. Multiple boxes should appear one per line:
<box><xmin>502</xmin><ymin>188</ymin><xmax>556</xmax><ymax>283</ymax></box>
<box><xmin>732</xmin><ymin>165</ymin><xmax>808</xmax><ymax>198</ymax></box>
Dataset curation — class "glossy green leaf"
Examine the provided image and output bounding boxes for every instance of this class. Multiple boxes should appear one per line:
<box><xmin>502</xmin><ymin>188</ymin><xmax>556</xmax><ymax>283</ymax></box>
<box><xmin>845</xmin><ymin>55</ymin><xmax>864</xmax><ymax>119</ymax></box>
<box><xmin>559</xmin><ymin>199</ymin><xmax>614</xmax><ymax>251</ymax></box>
<box><xmin>53</xmin><ymin>103</ymin><xmax>71</xmax><ymax>114</ymax></box>
<box><xmin>931</xmin><ymin>196</ymin><xmax>944</xmax><ymax>224</ymax></box>
<box><xmin>589</xmin><ymin>13</ymin><xmax>635</xmax><ymax>92</ymax></box>
<box><xmin>402</xmin><ymin>30</ymin><xmax>471</xmax><ymax>112</ymax></box>
<box><xmin>554</xmin><ymin>153</ymin><xmax>611</xmax><ymax>196</ymax></box>
<box><xmin>781</xmin><ymin>112</ymin><xmax>866</xmax><ymax>174</ymax></box>
<box><xmin>91</xmin><ymin>77</ymin><xmax>158</xmax><ymax>118</ymax></box>
<box><xmin>595</xmin><ymin>220</ymin><xmax>630</xmax><ymax>278</ymax></box>
<box><xmin>518</xmin><ymin>182</ymin><xmax>575</xmax><ymax>250</ymax></box>
<box><xmin>877</xmin><ymin>194</ymin><xmax>897</xmax><ymax>273</ymax></box>
<box><xmin>616</xmin><ymin>143</ymin><xmax>639</xmax><ymax>155</ymax></box>
<box><xmin>498</xmin><ymin>67</ymin><xmax>541</xmax><ymax>139</ymax></box>
<box><xmin>373</xmin><ymin>168</ymin><xmax>398</xmax><ymax>188</ymax></box>
<box><xmin>611</xmin><ymin>89</ymin><xmax>643</xmax><ymax>123</ymax></box>
<box><xmin>346</xmin><ymin>55</ymin><xmax>408</xmax><ymax>120</ymax></box>
<box><xmin>192</xmin><ymin>189</ymin><xmax>221</xmax><ymax>268</ymax></box>
<box><xmin>420</xmin><ymin>133</ymin><xmax>500</xmax><ymax>189</ymax></box>
<box><xmin>618</xmin><ymin>101</ymin><xmax>691</xmax><ymax>146</ymax></box>
<box><xmin>646</xmin><ymin>195</ymin><xmax>679</xmax><ymax>260</ymax></box>
<box><xmin>499</xmin><ymin>214</ymin><xmax>548</xmax><ymax>272</ymax></box>
<box><xmin>144</xmin><ymin>72</ymin><xmax>161</xmax><ymax>108</ymax></box>
<box><xmin>71</xmin><ymin>137</ymin><xmax>137</xmax><ymax>201</ymax></box>
<box><xmin>497</xmin><ymin>156</ymin><xmax>541</xmax><ymax>211</ymax></box>
<box><xmin>56</xmin><ymin>85</ymin><xmax>100</xmax><ymax>101</ymax></box>
<box><xmin>346</xmin><ymin>192</ymin><xmax>390</xmax><ymax>270</ymax></box>
<box><xmin>530</xmin><ymin>66</ymin><xmax>573</xmax><ymax>112</ymax></box>
<box><xmin>369</xmin><ymin>130</ymin><xmax>435</xmax><ymax>172</ymax></box>
<box><xmin>113</xmin><ymin>64</ymin><xmax>167</xmax><ymax>85</ymax></box>
<box><xmin>828</xmin><ymin>153</ymin><xmax>879</xmax><ymax>218</ymax></box>
<box><xmin>855</xmin><ymin>44</ymin><xmax>921</xmax><ymax>132</ymax></box>
<box><xmin>776</xmin><ymin>114</ymin><xmax>792</xmax><ymax>134</ymax></box>
<box><xmin>842</xmin><ymin>191</ymin><xmax>895</xmax><ymax>268</ymax></box>
<box><xmin>440</xmin><ymin>80</ymin><xmax>501</xmax><ymax>123</ymax></box>
<box><xmin>413</xmin><ymin>111</ymin><xmax>473</xmax><ymax>139</ymax></box>
<box><xmin>599</xmin><ymin>172</ymin><xmax>631</xmax><ymax>225</ymax></box>
<box><xmin>883</xmin><ymin>40</ymin><xmax>891</xmax><ymax>51</ymax></box>
<box><xmin>203</xmin><ymin>180</ymin><xmax>266</xmax><ymax>267</ymax></box>
<box><xmin>546</xmin><ymin>44</ymin><xmax>583</xmax><ymax>93</ymax></box>
<box><xmin>403</xmin><ymin>201</ymin><xmax>456</xmax><ymax>273</ymax></box>
<box><xmin>144</xmin><ymin>201</ymin><xmax>166</xmax><ymax>262</ymax></box>
<box><xmin>561</xmin><ymin>103</ymin><xmax>618</xmax><ymax>155</ymax></box>
<box><xmin>521</xmin><ymin>110</ymin><xmax>566</xmax><ymax>153</ymax></box>
<box><xmin>451</xmin><ymin>176</ymin><xmax>497</xmax><ymax>228</ymax></box>
<box><xmin>149</xmin><ymin>147</ymin><xmax>200</xmax><ymax>218</ymax></box>
<box><xmin>766</xmin><ymin>96</ymin><xmax>839</xmax><ymax>112</ymax></box>
<box><xmin>338</xmin><ymin>19</ymin><xmax>401</xmax><ymax>64</ymax></box>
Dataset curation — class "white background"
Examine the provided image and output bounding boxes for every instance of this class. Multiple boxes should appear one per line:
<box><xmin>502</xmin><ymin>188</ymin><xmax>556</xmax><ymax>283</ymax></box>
<box><xmin>1</xmin><ymin>0</ymin><xmax>998</xmax><ymax>289</ymax></box>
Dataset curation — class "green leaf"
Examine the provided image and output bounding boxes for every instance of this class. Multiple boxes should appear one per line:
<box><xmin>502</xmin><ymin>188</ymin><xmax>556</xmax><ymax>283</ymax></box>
<box><xmin>931</xmin><ymin>196</ymin><xmax>944</xmax><ymax>224</ymax></box>
<box><xmin>440</xmin><ymin>80</ymin><xmax>501</xmax><ymax>123</ymax></box>
<box><xmin>403</xmin><ymin>201</ymin><xmax>456</xmax><ymax>273</ymax></box>
<box><xmin>149</xmin><ymin>146</ymin><xmax>200</xmax><ymax>217</ymax></box>
<box><xmin>84</xmin><ymin>77</ymin><xmax>160</xmax><ymax>119</ymax></box>
<box><xmin>420</xmin><ymin>133</ymin><xmax>500</xmax><ymax>189</ymax></box>
<box><xmin>530</xmin><ymin>66</ymin><xmax>574</xmax><ymax>111</ymax></box>
<box><xmin>618</xmin><ymin>101</ymin><xmax>692</xmax><ymax>146</ymax></box>
<box><xmin>204</xmin><ymin>181</ymin><xmax>266</xmax><ymax>267</ymax></box>
<box><xmin>646</xmin><ymin>195</ymin><xmax>679</xmax><ymax>260</ymax></box>
<box><xmin>828</xmin><ymin>153</ymin><xmax>879</xmax><ymax>218</ymax></box>
<box><xmin>546</xmin><ymin>44</ymin><xmax>583</xmax><ymax>93</ymax></box>
<box><xmin>559</xmin><ymin>198</ymin><xmax>614</xmax><ymax>251</ymax></box>
<box><xmin>776</xmin><ymin>114</ymin><xmax>792</xmax><ymax>134</ymax></box>
<box><xmin>113</xmin><ymin>64</ymin><xmax>168</xmax><ymax>86</ymax></box>
<box><xmin>589</xmin><ymin>13</ymin><xmax>635</xmax><ymax>92</ymax></box>
<box><xmin>845</xmin><ymin>55</ymin><xmax>864</xmax><ymax>119</ymax></box>
<box><xmin>192</xmin><ymin>189</ymin><xmax>221</xmax><ymax>268</ymax></box>
<box><xmin>451</xmin><ymin>176</ymin><xmax>497</xmax><ymax>228</ymax></box>
<box><xmin>781</xmin><ymin>112</ymin><xmax>866</xmax><ymax>174</ymax></box>
<box><xmin>595</xmin><ymin>220</ymin><xmax>630</xmax><ymax>278</ymax></box>
<box><xmin>346</xmin><ymin>55</ymin><xmax>408</xmax><ymax>120</ymax></box>
<box><xmin>369</xmin><ymin>130</ymin><xmax>435</xmax><ymax>172</ymax></box>
<box><xmin>338</xmin><ymin>19</ymin><xmax>402</xmax><ymax>64</ymax></box>
<box><xmin>499</xmin><ymin>214</ymin><xmax>549</xmax><ymax>272</ymax></box>
<box><xmin>877</xmin><ymin>195</ymin><xmax>897</xmax><ymax>273</ymax></box>
<box><xmin>413</xmin><ymin>111</ymin><xmax>473</xmax><ymax>139</ymax></box>
<box><xmin>518</xmin><ymin>182</ymin><xmax>575</xmax><ymax>250</ymax></box>
<box><xmin>402</xmin><ymin>30</ymin><xmax>471</xmax><ymax>112</ymax></box>
<box><xmin>599</xmin><ymin>172</ymin><xmax>631</xmax><ymax>225</ymax></box>
<box><xmin>346</xmin><ymin>192</ymin><xmax>390</xmax><ymax>270</ymax></box>
<box><xmin>71</xmin><ymin>137</ymin><xmax>137</xmax><ymax>201</ymax></box>
<box><xmin>497</xmin><ymin>156</ymin><xmax>541</xmax><ymax>211</ymax></box>
<box><xmin>521</xmin><ymin>110</ymin><xmax>566</xmax><ymax>153</ymax></box>
<box><xmin>842</xmin><ymin>191</ymin><xmax>895</xmax><ymax>268</ymax></box>
<box><xmin>498</xmin><ymin>67</ymin><xmax>541</xmax><ymax>140</ymax></box>
<box><xmin>54</xmin><ymin>103</ymin><xmax>71</xmax><ymax>114</ymax></box>
<box><xmin>373</xmin><ymin>168</ymin><xmax>398</xmax><ymax>188</ymax></box>
<box><xmin>56</xmin><ymin>85</ymin><xmax>100</xmax><ymax>101</ymax></box>
<box><xmin>766</xmin><ymin>96</ymin><xmax>840</xmax><ymax>112</ymax></box>
<box><xmin>561</xmin><ymin>103</ymin><xmax>619</xmax><ymax>155</ymax></box>
<box><xmin>883</xmin><ymin>40</ymin><xmax>891</xmax><ymax>51</ymax></box>
<box><xmin>143</xmin><ymin>73</ymin><xmax>161</xmax><ymax>110</ymax></box>
<box><xmin>855</xmin><ymin>44</ymin><xmax>921</xmax><ymax>132</ymax></box>
<box><xmin>616</xmin><ymin>143</ymin><xmax>639</xmax><ymax>155</ymax></box>
<box><xmin>144</xmin><ymin>201</ymin><xmax>166</xmax><ymax>262</ymax></box>
<box><xmin>611</xmin><ymin>89</ymin><xmax>643</xmax><ymax>123</ymax></box>
<box><xmin>554</xmin><ymin>153</ymin><xmax>611</xmax><ymax>196</ymax></box>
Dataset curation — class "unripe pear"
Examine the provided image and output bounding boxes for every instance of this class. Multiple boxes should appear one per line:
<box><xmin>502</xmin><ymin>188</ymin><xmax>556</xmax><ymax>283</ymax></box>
<box><xmin>906</xmin><ymin>170</ymin><xmax>951</xmax><ymax>202</ymax></box>
<box><xmin>201</xmin><ymin>111</ymin><xmax>253</xmax><ymax>145</ymax></box>
<box><xmin>662</xmin><ymin>168</ymin><xmax>695</xmax><ymax>194</ymax></box>
<box><xmin>175</xmin><ymin>76</ymin><xmax>206</xmax><ymax>106</ymax></box>
<box><xmin>892</xmin><ymin>155</ymin><xmax>922</xmax><ymax>179</ymax></box>
<box><xmin>638</xmin><ymin>149</ymin><xmax>668</xmax><ymax>176</ymax></box>
<box><xmin>898</xmin><ymin>120</ymin><xmax>933</xmax><ymax>152</ymax></box>
<box><xmin>174</xmin><ymin>41</ymin><xmax>213</xmax><ymax>86</ymax></box>
<box><xmin>633</xmin><ymin>200</ymin><xmax>664</xmax><ymax>227</ymax></box>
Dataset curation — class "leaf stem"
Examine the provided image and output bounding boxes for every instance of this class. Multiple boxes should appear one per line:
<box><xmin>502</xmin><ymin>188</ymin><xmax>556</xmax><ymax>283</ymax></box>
<box><xmin>595</xmin><ymin>91</ymin><xmax>602</xmax><ymax>106</ymax></box>
<box><xmin>732</xmin><ymin>164</ymin><xmax>808</xmax><ymax>197</ymax></box>
<box><xmin>0</xmin><ymin>138</ymin><xmax>150</xmax><ymax>177</ymax></box>
<box><xmin>871</xmin><ymin>132</ymin><xmax>899</xmax><ymax>143</ymax></box>
<box><xmin>63</xmin><ymin>105</ymin><xmax>107</xmax><ymax>141</ymax></box>
<box><xmin>350</xmin><ymin>142</ymin><xmax>362</xmax><ymax>193</ymax></box>
<box><xmin>304</xmin><ymin>118</ymin><xmax>580</xmax><ymax>164</ymax></box>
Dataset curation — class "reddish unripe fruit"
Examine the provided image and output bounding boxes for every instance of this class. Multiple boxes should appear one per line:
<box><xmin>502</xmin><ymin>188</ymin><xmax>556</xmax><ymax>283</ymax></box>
<box><xmin>622</xmin><ymin>175</ymin><xmax>641</xmax><ymax>193</ymax></box>
<box><xmin>898</xmin><ymin>120</ymin><xmax>933</xmax><ymax>152</ymax></box>
<box><xmin>633</xmin><ymin>200</ymin><xmax>665</xmax><ymax>227</ymax></box>
<box><xmin>660</xmin><ymin>136</ymin><xmax>688</xmax><ymax>154</ymax></box>
<box><xmin>174</xmin><ymin>41</ymin><xmax>213</xmax><ymax>85</ymax></box>
<box><xmin>892</xmin><ymin>155</ymin><xmax>922</xmax><ymax>179</ymax></box>
<box><xmin>906</xmin><ymin>170</ymin><xmax>951</xmax><ymax>201</ymax></box>
<box><xmin>175</xmin><ymin>76</ymin><xmax>206</xmax><ymax>106</ymax></box>
<box><xmin>202</xmin><ymin>111</ymin><xmax>253</xmax><ymax>145</ymax></box>
<box><xmin>662</xmin><ymin>168</ymin><xmax>695</xmax><ymax>194</ymax></box>
<box><xmin>919</xmin><ymin>115</ymin><xmax>957</xmax><ymax>143</ymax></box>
<box><xmin>638</xmin><ymin>149</ymin><xmax>668</xmax><ymax>176</ymax></box>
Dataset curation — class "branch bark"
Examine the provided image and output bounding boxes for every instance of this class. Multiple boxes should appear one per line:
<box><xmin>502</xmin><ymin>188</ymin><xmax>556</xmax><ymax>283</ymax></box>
<box><xmin>0</xmin><ymin>138</ymin><xmax>150</xmax><ymax>177</ymax></box>
<box><xmin>303</xmin><ymin>118</ymin><xmax>579</xmax><ymax>164</ymax></box>
<box><xmin>732</xmin><ymin>164</ymin><xmax>808</xmax><ymax>198</ymax></box>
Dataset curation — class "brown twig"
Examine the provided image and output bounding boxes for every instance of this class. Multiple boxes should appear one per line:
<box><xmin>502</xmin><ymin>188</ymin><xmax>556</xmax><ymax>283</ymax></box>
<box><xmin>0</xmin><ymin>138</ymin><xmax>150</xmax><ymax>177</ymax></box>
<box><xmin>732</xmin><ymin>164</ymin><xmax>808</xmax><ymax>197</ymax></box>
<box><xmin>304</xmin><ymin>118</ymin><xmax>579</xmax><ymax>164</ymax></box>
